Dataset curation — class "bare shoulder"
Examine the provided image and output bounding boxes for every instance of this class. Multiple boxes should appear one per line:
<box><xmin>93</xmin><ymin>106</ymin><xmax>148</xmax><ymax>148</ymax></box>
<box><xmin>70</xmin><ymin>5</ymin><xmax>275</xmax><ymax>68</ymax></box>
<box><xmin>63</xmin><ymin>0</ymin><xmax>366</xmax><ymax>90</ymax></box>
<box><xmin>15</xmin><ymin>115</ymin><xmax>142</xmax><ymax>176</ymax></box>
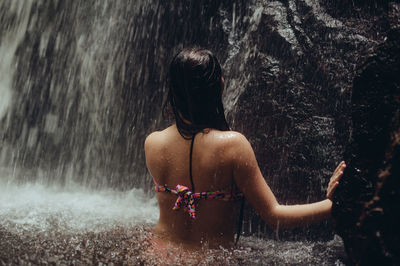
<box><xmin>144</xmin><ymin>126</ymin><xmax>174</xmax><ymax>153</ymax></box>
<box><xmin>144</xmin><ymin>130</ymin><xmax>163</xmax><ymax>149</ymax></box>
<box><xmin>144</xmin><ymin>127</ymin><xmax>176</xmax><ymax>176</ymax></box>
<box><xmin>211</xmin><ymin>130</ymin><xmax>254</xmax><ymax>156</ymax></box>
<box><xmin>213</xmin><ymin>130</ymin><xmax>250</xmax><ymax>146</ymax></box>
<box><xmin>217</xmin><ymin>132</ymin><xmax>260</xmax><ymax>183</ymax></box>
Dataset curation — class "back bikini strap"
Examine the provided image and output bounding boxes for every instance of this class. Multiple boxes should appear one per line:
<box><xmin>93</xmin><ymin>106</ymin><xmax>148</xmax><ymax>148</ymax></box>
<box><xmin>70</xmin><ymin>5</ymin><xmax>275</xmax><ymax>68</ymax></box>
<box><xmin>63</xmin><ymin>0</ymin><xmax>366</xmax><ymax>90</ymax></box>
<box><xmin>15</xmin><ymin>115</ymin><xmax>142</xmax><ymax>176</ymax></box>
<box><xmin>189</xmin><ymin>134</ymin><xmax>196</xmax><ymax>192</ymax></box>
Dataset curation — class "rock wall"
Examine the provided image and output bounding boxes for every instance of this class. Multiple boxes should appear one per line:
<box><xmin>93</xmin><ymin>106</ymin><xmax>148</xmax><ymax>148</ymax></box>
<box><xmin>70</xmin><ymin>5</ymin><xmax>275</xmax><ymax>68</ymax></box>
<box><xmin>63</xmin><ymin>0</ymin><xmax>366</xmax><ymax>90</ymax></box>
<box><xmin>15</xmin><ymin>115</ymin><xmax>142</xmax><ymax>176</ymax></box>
<box><xmin>332</xmin><ymin>28</ymin><xmax>400</xmax><ymax>265</ymax></box>
<box><xmin>224</xmin><ymin>1</ymin><xmax>397</xmax><ymax>239</ymax></box>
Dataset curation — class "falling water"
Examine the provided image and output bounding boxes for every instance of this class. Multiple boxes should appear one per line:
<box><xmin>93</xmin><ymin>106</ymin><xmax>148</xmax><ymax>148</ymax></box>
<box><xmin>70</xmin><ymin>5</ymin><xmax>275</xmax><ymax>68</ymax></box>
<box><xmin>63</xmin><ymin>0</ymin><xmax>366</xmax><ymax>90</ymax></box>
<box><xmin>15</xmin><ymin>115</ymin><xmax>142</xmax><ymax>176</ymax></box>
<box><xmin>0</xmin><ymin>1</ymin><xmax>32</xmax><ymax>121</ymax></box>
<box><xmin>0</xmin><ymin>0</ymin><xmax>395</xmax><ymax>264</ymax></box>
<box><xmin>0</xmin><ymin>0</ymin><xmax>168</xmax><ymax>189</ymax></box>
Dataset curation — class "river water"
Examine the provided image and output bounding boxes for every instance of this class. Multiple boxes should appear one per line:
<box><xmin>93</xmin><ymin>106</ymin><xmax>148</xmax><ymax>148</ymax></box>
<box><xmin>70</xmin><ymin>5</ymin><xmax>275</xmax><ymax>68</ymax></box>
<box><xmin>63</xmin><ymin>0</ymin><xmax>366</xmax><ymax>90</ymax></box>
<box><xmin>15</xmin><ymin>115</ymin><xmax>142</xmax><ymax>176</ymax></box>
<box><xmin>0</xmin><ymin>181</ymin><xmax>346</xmax><ymax>265</ymax></box>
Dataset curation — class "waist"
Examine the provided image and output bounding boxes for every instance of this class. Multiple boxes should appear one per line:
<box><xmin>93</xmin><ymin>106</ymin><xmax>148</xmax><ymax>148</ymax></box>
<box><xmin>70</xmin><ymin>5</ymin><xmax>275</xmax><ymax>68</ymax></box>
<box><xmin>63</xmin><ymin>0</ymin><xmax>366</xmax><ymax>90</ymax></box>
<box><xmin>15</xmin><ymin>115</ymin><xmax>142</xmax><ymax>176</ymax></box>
<box><xmin>153</xmin><ymin>222</ymin><xmax>235</xmax><ymax>249</ymax></box>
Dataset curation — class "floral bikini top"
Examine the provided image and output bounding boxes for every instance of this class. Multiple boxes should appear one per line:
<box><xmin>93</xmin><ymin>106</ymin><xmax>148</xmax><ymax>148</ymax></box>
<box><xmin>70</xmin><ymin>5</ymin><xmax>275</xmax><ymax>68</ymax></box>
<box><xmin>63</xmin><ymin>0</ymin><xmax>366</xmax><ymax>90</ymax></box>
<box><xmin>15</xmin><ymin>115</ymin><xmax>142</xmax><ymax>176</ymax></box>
<box><xmin>153</xmin><ymin>134</ymin><xmax>243</xmax><ymax>219</ymax></box>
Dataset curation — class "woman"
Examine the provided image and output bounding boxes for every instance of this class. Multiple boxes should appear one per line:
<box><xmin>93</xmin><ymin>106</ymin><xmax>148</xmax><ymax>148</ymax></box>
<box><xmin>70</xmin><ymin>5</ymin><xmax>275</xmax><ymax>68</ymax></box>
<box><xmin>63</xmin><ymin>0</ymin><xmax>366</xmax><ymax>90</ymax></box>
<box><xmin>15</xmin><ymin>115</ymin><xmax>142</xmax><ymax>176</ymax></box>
<box><xmin>144</xmin><ymin>47</ymin><xmax>345</xmax><ymax>249</ymax></box>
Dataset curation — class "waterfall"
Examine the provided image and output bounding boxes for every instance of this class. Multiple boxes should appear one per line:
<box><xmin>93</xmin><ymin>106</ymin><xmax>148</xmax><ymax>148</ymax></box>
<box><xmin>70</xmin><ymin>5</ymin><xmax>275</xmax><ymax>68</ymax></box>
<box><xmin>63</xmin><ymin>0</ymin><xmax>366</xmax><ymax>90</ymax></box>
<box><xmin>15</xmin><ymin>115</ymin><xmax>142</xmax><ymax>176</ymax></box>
<box><xmin>0</xmin><ymin>1</ymin><xmax>166</xmax><ymax>189</ymax></box>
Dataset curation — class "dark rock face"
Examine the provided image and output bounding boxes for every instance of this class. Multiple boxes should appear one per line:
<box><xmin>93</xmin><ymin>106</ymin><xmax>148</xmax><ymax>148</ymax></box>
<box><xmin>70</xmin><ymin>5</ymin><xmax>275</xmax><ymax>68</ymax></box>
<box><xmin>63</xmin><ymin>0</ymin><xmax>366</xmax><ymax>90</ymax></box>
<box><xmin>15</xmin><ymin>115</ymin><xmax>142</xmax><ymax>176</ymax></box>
<box><xmin>224</xmin><ymin>1</ymin><xmax>396</xmax><ymax>239</ymax></box>
<box><xmin>332</xmin><ymin>28</ymin><xmax>400</xmax><ymax>265</ymax></box>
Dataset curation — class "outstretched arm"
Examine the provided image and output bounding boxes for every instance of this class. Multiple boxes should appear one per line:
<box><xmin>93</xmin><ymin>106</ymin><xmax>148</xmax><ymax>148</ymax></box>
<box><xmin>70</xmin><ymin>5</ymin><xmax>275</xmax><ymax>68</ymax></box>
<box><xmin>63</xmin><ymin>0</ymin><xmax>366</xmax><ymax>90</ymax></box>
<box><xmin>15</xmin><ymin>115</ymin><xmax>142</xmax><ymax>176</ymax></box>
<box><xmin>231</xmin><ymin>133</ymin><xmax>345</xmax><ymax>229</ymax></box>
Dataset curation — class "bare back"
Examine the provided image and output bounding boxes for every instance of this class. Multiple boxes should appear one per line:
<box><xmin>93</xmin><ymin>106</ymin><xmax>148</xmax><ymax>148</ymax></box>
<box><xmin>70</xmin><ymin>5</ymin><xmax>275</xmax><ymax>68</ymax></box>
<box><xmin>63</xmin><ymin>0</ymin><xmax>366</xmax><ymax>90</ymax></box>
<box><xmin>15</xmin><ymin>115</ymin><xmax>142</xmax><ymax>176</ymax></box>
<box><xmin>144</xmin><ymin>124</ymin><xmax>241</xmax><ymax>247</ymax></box>
<box><xmin>145</xmin><ymin>124</ymin><xmax>342</xmax><ymax>249</ymax></box>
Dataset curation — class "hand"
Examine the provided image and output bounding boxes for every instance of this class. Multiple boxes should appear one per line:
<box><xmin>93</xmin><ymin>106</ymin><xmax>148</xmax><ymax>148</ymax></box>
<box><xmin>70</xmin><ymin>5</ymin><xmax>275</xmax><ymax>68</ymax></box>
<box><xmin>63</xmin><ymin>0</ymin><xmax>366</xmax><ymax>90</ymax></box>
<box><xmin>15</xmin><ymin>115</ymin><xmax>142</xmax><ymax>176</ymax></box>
<box><xmin>326</xmin><ymin>161</ymin><xmax>346</xmax><ymax>199</ymax></box>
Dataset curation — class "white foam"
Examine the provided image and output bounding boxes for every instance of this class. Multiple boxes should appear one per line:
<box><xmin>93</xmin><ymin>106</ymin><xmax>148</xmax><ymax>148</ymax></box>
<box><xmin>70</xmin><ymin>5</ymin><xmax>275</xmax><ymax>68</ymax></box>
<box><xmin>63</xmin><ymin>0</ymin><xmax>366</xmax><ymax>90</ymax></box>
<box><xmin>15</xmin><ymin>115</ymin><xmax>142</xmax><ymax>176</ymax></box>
<box><xmin>0</xmin><ymin>183</ymin><xmax>159</xmax><ymax>233</ymax></box>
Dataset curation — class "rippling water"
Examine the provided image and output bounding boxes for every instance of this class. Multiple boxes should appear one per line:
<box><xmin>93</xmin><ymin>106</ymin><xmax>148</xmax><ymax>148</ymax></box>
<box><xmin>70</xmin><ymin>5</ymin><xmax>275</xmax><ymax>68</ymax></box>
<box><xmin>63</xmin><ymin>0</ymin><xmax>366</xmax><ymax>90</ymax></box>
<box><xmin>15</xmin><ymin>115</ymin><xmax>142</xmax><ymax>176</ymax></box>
<box><xmin>0</xmin><ymin>181</ymin><xmax>347</xmax><ymax>265</ymax></box>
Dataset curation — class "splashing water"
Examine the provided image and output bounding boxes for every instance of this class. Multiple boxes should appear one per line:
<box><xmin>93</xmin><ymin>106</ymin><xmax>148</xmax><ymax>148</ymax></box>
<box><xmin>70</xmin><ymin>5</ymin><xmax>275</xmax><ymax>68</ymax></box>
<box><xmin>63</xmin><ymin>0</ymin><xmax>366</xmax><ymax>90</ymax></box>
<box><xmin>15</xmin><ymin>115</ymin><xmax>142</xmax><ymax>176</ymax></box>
<box><xmin>0</xmin><ymin>180</ymin><xmax>347</xmax><ymax>265</ymax></box>
<box><xmin>0</xmin><ymin>182</ymin><xmax>158</xmax><ymax>234</ymax></box>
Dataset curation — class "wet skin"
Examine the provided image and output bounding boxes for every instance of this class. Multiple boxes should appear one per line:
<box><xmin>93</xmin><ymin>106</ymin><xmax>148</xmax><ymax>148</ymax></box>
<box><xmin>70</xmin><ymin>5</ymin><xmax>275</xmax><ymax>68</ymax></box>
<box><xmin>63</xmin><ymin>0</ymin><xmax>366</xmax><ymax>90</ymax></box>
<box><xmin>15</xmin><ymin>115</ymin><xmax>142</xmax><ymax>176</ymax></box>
<box><xmin>144</xmin><ymin>124</ymin><xmax>345</xmax><ymax>248</ymax></box>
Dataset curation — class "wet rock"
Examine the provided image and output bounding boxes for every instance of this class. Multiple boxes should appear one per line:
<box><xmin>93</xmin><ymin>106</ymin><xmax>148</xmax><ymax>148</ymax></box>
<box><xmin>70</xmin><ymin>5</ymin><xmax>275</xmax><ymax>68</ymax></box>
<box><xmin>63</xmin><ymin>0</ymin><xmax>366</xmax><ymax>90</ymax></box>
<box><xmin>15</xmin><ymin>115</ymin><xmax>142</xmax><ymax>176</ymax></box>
<box><xmin>225</xmin><ymin>0</ymin><xmax>396</xmax><ymax>240</ymax></box>
<box><xmin>332</xmin><ymin>28</ymin><xmax>400</xmax><ymax>265</ymax></box>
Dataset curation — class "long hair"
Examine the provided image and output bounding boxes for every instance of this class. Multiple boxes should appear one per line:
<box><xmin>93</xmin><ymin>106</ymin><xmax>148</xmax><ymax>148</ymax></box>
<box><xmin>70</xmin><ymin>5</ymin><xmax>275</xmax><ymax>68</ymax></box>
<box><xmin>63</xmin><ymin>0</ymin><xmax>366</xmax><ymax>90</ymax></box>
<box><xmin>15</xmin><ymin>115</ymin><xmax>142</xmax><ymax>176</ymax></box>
<box><xmin>168</xmin><ymin>47</ymin><xmax>230</xmax><ymax>139</ymax></box>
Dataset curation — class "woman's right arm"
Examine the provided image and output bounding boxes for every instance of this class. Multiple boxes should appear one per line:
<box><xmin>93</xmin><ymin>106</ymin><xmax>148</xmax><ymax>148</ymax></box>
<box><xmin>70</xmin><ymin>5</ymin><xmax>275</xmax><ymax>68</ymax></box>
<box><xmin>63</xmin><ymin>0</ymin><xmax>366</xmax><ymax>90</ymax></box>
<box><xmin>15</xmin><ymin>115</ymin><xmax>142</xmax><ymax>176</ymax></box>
<box><xmin>230</xmin><ymin>132</ymin><xmax>345</xmax><ymax>229</ymax></box>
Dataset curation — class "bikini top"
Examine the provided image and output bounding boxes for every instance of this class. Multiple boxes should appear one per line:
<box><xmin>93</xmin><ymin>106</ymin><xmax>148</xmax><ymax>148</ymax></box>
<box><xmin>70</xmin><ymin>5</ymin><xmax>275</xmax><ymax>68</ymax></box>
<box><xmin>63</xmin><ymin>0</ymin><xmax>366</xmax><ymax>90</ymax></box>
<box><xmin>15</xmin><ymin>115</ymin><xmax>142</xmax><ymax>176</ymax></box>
<box><xmin>153</xmin><ymin>134</ymin><xmax>243</xmax><ymax>219</ymax></box>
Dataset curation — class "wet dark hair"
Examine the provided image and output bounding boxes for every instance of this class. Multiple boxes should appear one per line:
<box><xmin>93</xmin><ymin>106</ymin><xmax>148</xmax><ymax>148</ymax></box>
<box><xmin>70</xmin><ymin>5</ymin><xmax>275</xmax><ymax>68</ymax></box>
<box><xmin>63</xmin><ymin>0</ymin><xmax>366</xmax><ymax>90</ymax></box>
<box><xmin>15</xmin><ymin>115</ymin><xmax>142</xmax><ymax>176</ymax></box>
<box><xmin>168</xmin><ymin>47</ymin><xmax>230</xmax><ymax>139</ymax></box>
